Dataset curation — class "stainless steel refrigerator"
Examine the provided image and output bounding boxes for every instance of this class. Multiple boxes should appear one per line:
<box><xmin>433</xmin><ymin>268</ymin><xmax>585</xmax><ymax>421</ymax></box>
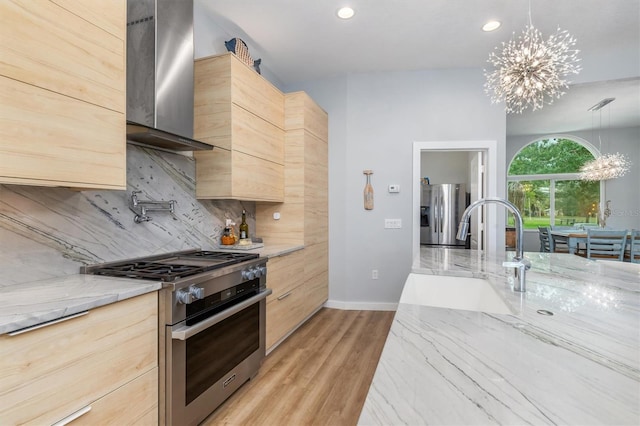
<box><xmin>420</xmin><ymin>183</ymin><xmax>468</xmax><ymax>247</ymax></box>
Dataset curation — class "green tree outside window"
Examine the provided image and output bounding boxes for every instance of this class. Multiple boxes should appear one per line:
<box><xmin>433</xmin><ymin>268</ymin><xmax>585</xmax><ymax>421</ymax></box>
<box><xmin>508</xmin><ymin>139</ymin><xmax>599</xmax><ymax>229</ymax></box>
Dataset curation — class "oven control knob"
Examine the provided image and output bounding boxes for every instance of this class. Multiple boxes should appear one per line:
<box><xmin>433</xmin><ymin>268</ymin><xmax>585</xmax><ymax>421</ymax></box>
<box><xmin>176</xmin><ymin>288</ymin><xmax>193</xmax><ymax>304</ymax></box>
<box><xmin>242</xmin><ymin>269</ymin><xmax>256</xmax><ymax>280</ymax></box>
<box><xmin>189</xmin><ymin>285</ymin><xmax>205</xmax><ymax>300</ymax></box>
<box><xmin>257</xmin><ymin>266</ymin><xmax>267</xmax><ymax>276</ymax></box>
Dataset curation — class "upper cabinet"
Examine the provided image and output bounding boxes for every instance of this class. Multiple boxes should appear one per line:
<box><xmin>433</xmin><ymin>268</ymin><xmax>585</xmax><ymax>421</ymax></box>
<box><xmin>194</xmin><ymin>53</ymin><xmax>285</xmax><ymax>202</ymax></box>
<box><xmin>0</xmin><ymin>0</ymin><xmax>126</xmax><ymax>189</ymax></box>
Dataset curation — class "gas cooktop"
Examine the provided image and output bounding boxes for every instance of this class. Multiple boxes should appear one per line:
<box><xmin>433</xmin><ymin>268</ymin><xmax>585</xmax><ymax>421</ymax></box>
<box><xmin>81</xmin><ymin>250</ymin><xmax>259</xmax><ymax>282</ymax></box>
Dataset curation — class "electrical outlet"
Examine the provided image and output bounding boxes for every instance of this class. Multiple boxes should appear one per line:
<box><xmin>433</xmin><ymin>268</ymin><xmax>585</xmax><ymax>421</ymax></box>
<box><xmin>372</xmin><ymin>269</ymin><xmax>379</xmax><ymax>279</ymax></box>
<box><xmin>384</xmin><ymin>219</ymin><xmax>402</xmax><ymax>229</ymax></box>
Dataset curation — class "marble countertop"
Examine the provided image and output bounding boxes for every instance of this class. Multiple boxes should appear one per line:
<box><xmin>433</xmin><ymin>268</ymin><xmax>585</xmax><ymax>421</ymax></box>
<box><xmin>0</xmin><ymin>274</ymin><xmax>162</xmax><ymax>335</ymax></box>
<box><xmin>0</xmin><ymin>244</ymin><xmax>303</xmax><ymax>335</ymax></box>
<box><xmin>359</xmin><ymin>248</ymin><xmax>640</xmax><ymax>425</ymax></box>
<box><xmin>214</xmin><ymin>243</ymin><xmax>305</xmax><ymax>258</ymax></box>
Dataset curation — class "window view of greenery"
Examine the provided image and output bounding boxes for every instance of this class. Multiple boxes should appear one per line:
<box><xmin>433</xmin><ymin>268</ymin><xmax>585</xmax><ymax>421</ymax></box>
<box><xmin>507</xmin><ymin>139</ymin><xmax>600</xmax><ymax>229</ymax></box>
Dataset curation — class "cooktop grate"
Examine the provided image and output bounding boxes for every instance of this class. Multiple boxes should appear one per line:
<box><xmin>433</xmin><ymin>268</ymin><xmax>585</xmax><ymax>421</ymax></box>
<box><xmin>85</xmin><ymin>250</ymin><xmax>260</xmax><ymax>281</ymax></box>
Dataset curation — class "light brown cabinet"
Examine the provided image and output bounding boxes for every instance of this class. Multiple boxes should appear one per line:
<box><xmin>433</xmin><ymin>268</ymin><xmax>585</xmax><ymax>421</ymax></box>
<box><xmin>0</xmin><ymin>292</ymin><xmax>158</xmax><ymax>425</ymax></box>
<box><xmin>259</xmin><ymin>91</ymin><xmax>329</xmax><ymax>351</ymax></box>
<box><xmin>194</xmin><ymin>53</ymin><xmax>285</xmax><ymax>201</ymax></box>
<box><xmin>265</xmin><ymin>250</ymin><xmax>306</xmax><ymax>349</ymax></box>
<box><xmin>0</xmin><ymin>0</ymin><xmax>126</xmax><ymax>189</ymax></box>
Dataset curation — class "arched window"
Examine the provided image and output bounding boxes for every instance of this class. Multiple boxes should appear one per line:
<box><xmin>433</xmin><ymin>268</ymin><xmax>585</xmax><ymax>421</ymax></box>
<box><xmin>507</xmin><ymin>138</ymin><xmax>600</xmax><ymax>228</ymax></box>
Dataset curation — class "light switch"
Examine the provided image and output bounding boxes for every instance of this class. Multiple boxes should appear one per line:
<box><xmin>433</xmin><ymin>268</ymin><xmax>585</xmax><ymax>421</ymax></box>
<box><xmin>384</xmin><ymin>219</ymin><xmax>402</xmax><ymax>229</ymax></box>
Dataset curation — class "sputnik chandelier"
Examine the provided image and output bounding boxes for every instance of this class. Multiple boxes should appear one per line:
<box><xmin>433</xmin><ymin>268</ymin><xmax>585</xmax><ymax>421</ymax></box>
<box><xmin>484</xmin><ymin>2</ymin><xmax>581</xmax><ymax>114</ymax></box>
<box><xmin>579</xmin><ymin>98</ymin><xmax>631</xmax><ymax>181</ymax></box>
<box><xmin>579</xmin><ymin>153</ymin><xmax>630</xmax><ymax>181</ymax></box>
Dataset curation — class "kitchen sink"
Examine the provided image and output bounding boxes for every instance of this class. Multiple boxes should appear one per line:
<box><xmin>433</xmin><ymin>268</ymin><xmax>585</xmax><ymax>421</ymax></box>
<box><xmin>400</xmin><ymin>273</ymin><xmax>513</xmax><ymax>315</ymax></box>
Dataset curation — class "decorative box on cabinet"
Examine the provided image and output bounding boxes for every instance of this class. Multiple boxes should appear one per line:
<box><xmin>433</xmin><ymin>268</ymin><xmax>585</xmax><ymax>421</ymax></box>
<box><xmin>194</xmin><ymin>52</ymin><xmax>285</xmax><ymax>201</ymax></box>
<box><xmin>0</xmin><ymin>0</ymin><xmax>126</xmax><ymax>189</ymax></box>
<box><xmin>0</xmin><ymin>292</ymin><xmax>158</xmax><ymax>425</ymax></box>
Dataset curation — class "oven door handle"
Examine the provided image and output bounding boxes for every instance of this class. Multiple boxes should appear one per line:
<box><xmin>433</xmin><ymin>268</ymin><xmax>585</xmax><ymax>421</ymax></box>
<box><xmin>171</xmin><ymin>289</ymin><xmax>272</xmax><ymax>341</ymax></box>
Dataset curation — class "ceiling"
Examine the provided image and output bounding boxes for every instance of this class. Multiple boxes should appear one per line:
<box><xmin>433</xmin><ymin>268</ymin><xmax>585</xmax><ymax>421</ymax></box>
<box><xmin>198</xmin><ymin>0</ymin><xmax>640</xmax><ymax>136</ymax></box>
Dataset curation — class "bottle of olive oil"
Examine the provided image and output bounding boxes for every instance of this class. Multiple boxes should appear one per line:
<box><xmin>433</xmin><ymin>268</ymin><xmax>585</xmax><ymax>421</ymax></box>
<box><xmin>239</xmin><ymin>209</ymin><xmax>249</xmax><ymax>240</ymax></box>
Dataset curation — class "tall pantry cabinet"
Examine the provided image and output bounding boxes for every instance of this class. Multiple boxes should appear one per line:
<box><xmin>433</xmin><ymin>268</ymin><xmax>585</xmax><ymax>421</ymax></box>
<box><xmin>257</xmin><ymin>92</ymin><xmax>329</xmax><ymax>349</ymax></box>
<box><xmin>0</xmin><ymin>0</ymin><xmax>126</xmax><ymax>189</ymax></box>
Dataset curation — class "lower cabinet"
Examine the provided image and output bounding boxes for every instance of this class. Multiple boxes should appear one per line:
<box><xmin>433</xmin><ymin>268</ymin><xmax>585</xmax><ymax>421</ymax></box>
<box><xmin>266</xmin><ymin>249</ymin><xmax>328</xmax><ymax>351</ymax></box>
<box><xmin>0</xmin><ymin>292</ymin><xmax>158</xmax><ymax>425</ymax></box>
<box><xmin>266</xmin><ymin>250</ymin><xmax>305</xmax><ymax>349</ymax></box>
<box><xmin>72</xmin><ymin>368</ymin><xmax>158</xmax><ymax>425</ymax></box>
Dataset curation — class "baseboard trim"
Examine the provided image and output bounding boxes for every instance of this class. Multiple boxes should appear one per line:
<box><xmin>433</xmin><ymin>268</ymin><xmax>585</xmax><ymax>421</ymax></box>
<box><xmin>324</xmin><ymin>299</ymin><xmax>398</xmax><ymax>311</ymax></box>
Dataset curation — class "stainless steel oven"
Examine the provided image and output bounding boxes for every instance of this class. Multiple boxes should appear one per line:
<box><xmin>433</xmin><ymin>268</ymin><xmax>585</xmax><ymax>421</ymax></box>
<box><xmin>82</xmin><ymin>250</ymin><xmax>270</xmax><ymax>426</ymax></box>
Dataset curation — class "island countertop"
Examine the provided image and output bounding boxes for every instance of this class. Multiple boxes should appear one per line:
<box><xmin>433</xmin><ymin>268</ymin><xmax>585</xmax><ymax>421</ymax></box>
<box><xmin>359</xmin><ymin>247</ymin><xmax>640</xmax><ymax>425</ymax></box>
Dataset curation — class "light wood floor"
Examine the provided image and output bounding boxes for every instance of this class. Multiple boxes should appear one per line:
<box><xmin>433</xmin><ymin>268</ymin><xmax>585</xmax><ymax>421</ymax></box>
<box><xmin>201</xmin><ymin>308</ymin><xmax>395</xmax><ymax>426</ymax></box>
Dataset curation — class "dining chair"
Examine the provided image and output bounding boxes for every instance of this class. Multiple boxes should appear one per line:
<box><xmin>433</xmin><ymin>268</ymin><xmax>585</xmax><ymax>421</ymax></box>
<box><xmin>549</xmin><ymin>225</ymin><xmax>571</xmax><ymax>253</ymax></box>
<box><xmin>586</xmin><ymin>229</ymin><xmax>628</xmax><ymax>261</ymax></box>
<box><xmin>625</xmin><ymin>229</ymin><xmax>640</xmax><ymax>263</ymax></box>
<box><xmin>538</xmin><ymin>227</ymin><xmax>554</xmax><ymax>253</ymax></box>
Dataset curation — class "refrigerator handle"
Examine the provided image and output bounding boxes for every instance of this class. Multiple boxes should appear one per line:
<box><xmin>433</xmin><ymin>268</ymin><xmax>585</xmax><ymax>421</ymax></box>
<box><xmin>434</xmin><ymin>193</ymin><xmax>439</xmax><ymax>236</ymax></box>
<box><xmin>439</xmin><ymin>194</ymin><xmax>444</xmax><ymax>233</ymax></box>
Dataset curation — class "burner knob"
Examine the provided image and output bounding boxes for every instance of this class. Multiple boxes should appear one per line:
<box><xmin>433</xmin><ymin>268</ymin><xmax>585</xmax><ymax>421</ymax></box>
<box><xmin>176</xmin><ymin>288</ymin><xmax>193</xmax><ymax>304</ymax></box>
<box><xmin>242</xmin><ymin>269</ymin><xmax>256</xmax><ymax>280</ymax></box>
<box><xmin>189</xmin><ymin>286</ymin><xmax>205</xmax><ymax>300</ymax></box>
<box><xmin>257</xmin><ymin>266</ymin><xmax>267</xmax><ymax>276</ymax></box>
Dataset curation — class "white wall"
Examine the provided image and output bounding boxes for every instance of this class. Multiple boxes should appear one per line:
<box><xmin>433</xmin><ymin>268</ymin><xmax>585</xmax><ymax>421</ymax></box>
<box><xmin>194</xmin><ymin>0</ymin><xmax>285</xmax><ymax>90</ymax></box>
<box><xmin>507</xmin><ymin>127</ymin><xmax>640</xmax><ymax>232</ymax></box>
<box><xmin>420</xmin><ymin>151</ymin><xmax>469</xmax><ymax>185</ymax></box>
<box><xmin>287</xmin><ymin>69</ymin><xmax>506</xmax><ymax>308</ymax></box>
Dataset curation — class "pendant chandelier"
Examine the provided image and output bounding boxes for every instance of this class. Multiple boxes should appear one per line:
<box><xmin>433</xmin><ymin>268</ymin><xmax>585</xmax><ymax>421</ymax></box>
<box><xmin>484</xmin><ymin>2</ymin><xmax>581</xmax><ymax>114</ymax></box>
<box><xmin>579</xmin><ymin>98</ymin><xmax>631</xmax><ymax>181</ymax></box>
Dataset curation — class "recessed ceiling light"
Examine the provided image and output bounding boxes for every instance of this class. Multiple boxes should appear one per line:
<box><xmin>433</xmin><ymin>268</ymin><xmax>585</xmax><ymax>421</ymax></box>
<box><xmin>337</xmin><ymin>6</ymin><xmax>355</xmax><ymax>20</ymax></box>
<box><xmin>482</xmin><ymin>20</ymin><xmax>501</xmax><ymax>32</ymax></box>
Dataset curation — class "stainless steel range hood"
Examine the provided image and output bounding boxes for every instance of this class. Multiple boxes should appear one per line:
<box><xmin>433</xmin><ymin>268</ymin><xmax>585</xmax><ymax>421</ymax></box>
<box><xmin>126</xmin><ymin>0</ymin><xmax>212</xmax><ymax>152</ymax></box>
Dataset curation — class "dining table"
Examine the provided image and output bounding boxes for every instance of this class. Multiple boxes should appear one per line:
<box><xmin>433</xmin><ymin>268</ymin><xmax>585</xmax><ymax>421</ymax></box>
<box><xmin>550</xmin><ymin>228</ymin><xmax>631</xmax><ymax>255</ymax></box>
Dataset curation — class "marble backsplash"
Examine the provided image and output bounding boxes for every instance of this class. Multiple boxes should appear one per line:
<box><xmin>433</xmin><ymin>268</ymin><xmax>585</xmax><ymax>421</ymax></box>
<box><xmin>0</xmin><ymin>145</ymin><xmax>255</xmax><ymax>286</ymax></box>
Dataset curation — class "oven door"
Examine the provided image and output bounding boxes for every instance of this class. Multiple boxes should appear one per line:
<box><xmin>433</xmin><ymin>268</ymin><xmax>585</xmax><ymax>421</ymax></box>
<box><xmin>167</xmin><ymin>289</ymin><xmax>271</xmax><ymax>426</ymax></box>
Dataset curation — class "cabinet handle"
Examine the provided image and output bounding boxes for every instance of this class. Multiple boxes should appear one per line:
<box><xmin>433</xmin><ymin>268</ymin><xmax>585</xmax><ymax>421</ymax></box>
<box><xmin>51</xmin><ymin>405</ymin><xmax>92</xmax><ymax>426</ymax></box>
<box><xmin>277</xmin><ymin>291</ymin><xmax>293</xmax><ymax>301</ymax></box>
<box><xmin>8</xmin><ymin>311</ymin><xmax>89</xmax><ymax>336</ymax></box>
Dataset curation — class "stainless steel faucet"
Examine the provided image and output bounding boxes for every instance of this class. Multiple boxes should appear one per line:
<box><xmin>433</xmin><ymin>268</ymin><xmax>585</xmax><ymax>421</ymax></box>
<box><xmin>456</xmin><ymin>197</ymin><xmax>531</xmax><ymax>292</ymax></box>
<box><xmin>129</xmin><ymin>191</ymin><xmax>176</xmax><ymax>223</ymax></box>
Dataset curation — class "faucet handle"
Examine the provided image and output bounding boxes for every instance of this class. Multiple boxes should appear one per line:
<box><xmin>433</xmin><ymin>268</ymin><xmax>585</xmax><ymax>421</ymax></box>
<box><xmin>502</xmin><ymin>258</ymin><xmax>531</xmax><ymax>270</ymax></box>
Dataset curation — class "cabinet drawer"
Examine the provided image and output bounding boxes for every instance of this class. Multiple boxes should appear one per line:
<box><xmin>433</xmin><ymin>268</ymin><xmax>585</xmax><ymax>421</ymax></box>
<box><xmin>70</xmin><ymin>367</ymin><xmax>158</xmax><ymax>426</ymax></box>
<box><xmin>0</xmin><ymin>0</ymin><xmax>125</xmax><ymax>112</ymax></box>
<box><xmin>231</xmin><ymin>104</ymin><xmax>284</xmax><ymax>165</ymax></box>
<box><xmin>0</xmin><ymin>76</ymin><xmax>126</xmax><ymax>189</ymax></box>
<box><xmin>195</xmin><ymin>104</ymin><xmax>284</xmax><ymax>165</ymax></box>
<box><xmin>51</xmin><ymin>0</ymin><xmax>125</xmax><ymax>40</ymax></box>
<box><xmin>195</xmin><ymin>53</ymin><xmax>284</xmax><ymax>129</ymax></box>
<box><xmin>305</xmin><ymin>270</ymin><xmax>329</xmax><ymax>313</ymax></box>
<box><xmin>229</xmin><ymin>55</ymin><xmax>284</xmax><ymax>128</ymax></box>
<box><xmin>266</xmin><ymin>250</ymin><xmax>304</xmax><ymax>302</ymax></box>
<box><xmin>304</xmin><ymin>241</ymin><xmax>328</xmax><ymax>280</ymax></box>
<box><xmin>196</xmin><ymin>148</ymin><xmax>284</xmax><ymax>201</ymax></box>
<box><xmin>0</xmin><ymin>293</ymin><xmax>158</xmax><ymax>425</ymax></box>
<box><xmin>284</xmin><ymin>92</ymin><xmax>328</xmax><ymax>141</ymax></box>
<box><xmin>266</xmin><ymin>284</ymin><xmax>306</xmax><ymax>349</ymax></box>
